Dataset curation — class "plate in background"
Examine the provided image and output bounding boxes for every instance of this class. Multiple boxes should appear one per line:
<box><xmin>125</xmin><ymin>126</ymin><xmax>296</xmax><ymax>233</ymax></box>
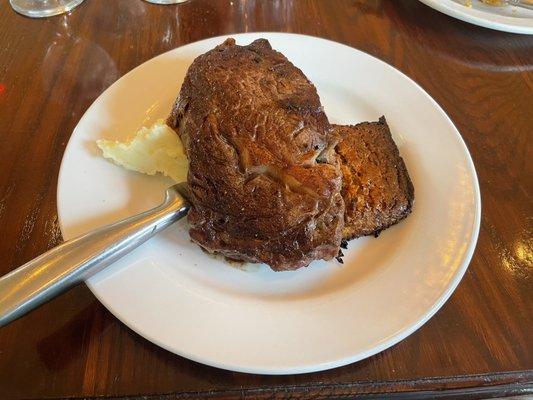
<box><xmin>418</xmin><ymin>0</ymin><xmax>533</xmax><ymax>34</ymax></box>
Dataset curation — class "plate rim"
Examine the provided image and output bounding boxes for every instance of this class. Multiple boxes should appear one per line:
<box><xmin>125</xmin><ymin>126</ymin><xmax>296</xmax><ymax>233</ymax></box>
<box><xmin>57</xmin><ymin>32</ymin><xmax>482</xmax><ymax>375</ymax></box>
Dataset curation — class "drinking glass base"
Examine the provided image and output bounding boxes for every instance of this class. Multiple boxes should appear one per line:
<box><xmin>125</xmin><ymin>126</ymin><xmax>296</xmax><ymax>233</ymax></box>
<box><xmin>10</xmin><ymin>0</ymin><xmax>85</xmax><ymax>18</ymax></box>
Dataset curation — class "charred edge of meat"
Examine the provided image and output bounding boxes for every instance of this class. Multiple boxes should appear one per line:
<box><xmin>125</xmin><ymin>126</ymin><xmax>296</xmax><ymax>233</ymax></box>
<box><xmin>335</xmin><ymin>249</ymin><xmax>345</xmax><ymax>264</ymax></box>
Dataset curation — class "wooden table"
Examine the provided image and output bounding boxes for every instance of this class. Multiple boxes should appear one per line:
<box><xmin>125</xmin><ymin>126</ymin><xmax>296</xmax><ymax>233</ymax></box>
<box><xmin>0</xmin><ymin>0</ymin><xmax>532</xmax><ymax>398</ymax></box>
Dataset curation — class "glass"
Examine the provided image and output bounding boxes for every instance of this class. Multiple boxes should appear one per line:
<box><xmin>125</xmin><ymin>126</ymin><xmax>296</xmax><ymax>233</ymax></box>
<box><xmin>143</xmin><ymin>0</ymin><xmax>189</xmax><ymax>4</ymax></box>
<box><xmin>10</xmin><ymin>0</ymin><xmax>85</xmax><ymax>18</ymax></box>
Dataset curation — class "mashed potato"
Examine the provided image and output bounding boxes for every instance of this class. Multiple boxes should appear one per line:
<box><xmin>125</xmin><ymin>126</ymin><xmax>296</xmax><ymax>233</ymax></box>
<box><xmin>97</xmin><ymin>120</ymin><xmax>188</xmax><ymax>182</ymax></box>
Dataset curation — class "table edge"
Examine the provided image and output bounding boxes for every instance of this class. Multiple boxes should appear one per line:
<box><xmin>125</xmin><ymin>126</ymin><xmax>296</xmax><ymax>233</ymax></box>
<box><xmin>46</xmin><ymin>370</ymin><xmax>533</xmax><ymax>400</ymax></box>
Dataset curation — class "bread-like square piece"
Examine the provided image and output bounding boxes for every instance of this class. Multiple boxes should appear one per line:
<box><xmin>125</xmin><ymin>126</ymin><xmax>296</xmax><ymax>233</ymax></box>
<box><xmin>334</xmin><ymin>117</ymin><xmax>414</xmax><ymax>240</ymax></box>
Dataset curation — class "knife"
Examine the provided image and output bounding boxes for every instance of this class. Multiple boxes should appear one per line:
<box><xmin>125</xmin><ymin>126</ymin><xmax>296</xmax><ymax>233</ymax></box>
<box><xmin>0</xmin><ymin>183</ymin><xmax>190</xmax><ymax>327</ymax></box>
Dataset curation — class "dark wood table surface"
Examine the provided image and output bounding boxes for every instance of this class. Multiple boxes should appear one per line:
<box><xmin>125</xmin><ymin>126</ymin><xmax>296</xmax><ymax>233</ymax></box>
<box><xmin>0</xmin><ymin>0</ymin><xmax>532</xmax><ymax>399</ymax></box>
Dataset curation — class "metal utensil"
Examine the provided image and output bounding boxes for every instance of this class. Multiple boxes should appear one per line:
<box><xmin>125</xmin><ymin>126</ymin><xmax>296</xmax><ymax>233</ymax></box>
<box><xmin>508</xmin><ymin>0</ymin><xmax>533</xmax><ymax>10</ymax></box>
<box><xmin>0</xmin><ymin>184</ymin><xmax>190</xmax><ymax>327</ymax></box>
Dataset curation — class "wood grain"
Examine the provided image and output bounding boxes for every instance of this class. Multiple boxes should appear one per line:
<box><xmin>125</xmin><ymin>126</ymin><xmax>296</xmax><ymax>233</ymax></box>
<box><xmin>0</xmin><ymin>0</ymin><xmax>532</xmax><ymax>399</ymax></box>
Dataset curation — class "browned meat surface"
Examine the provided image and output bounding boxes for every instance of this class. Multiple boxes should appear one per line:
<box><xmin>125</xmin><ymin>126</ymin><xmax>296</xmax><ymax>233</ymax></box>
<box><xmin>334</xmin><ymin>117</ymin><xmax>414</xmax><ymax>239</ymax></box>
<box><xmin>168</xmin><ymin>38</ymin><xmax>344</xmax><ymax>271</ymax></box>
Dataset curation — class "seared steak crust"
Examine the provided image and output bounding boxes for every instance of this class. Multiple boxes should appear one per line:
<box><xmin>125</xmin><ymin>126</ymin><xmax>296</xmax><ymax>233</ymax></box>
<box><xmin>168</xmin><ymin>38</ymin><xmax>344</xmax><ymax>270</ymax></box>
<box><xmin>334</xmin><ymin>117</ymin><xmax>414</xmax><ymax>239</ymax></box>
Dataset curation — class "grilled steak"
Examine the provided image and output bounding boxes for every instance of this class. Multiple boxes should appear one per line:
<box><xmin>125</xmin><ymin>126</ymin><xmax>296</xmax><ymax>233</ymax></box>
<box><xmin>334</xmin><ymin>117</ymin><xmax>414</xmax><ymax>239</ymax></box>
<box><xmin>168</xmin><ymin>38</ymin><xmax>344</xmax><ymax>271</ymax></box>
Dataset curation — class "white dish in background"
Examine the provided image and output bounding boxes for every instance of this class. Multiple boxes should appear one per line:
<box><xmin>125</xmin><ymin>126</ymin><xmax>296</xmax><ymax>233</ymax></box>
<box><xmin>57</xmin><ymin>33</ymin><xmax>481</xmax><ymax>374</ymax></box>
<box><xmin>418</xmin><ymin>0</ymin><xmax>533</xmax><ymax>34</ymax></box>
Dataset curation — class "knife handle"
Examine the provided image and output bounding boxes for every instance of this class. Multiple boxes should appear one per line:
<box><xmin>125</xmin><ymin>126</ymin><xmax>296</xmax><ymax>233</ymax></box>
<box><xmin>0</xmin><ymin>186</ymin><xmax>189</xmax><ymax>327</ymax></box>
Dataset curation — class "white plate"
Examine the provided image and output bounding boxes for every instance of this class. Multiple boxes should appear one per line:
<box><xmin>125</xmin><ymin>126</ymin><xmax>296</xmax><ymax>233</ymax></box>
<box><xmin>57</xmin><ymin>33</ymin><xmax>481</xmax><ymax>374</ymax></box>
<box><xmin>418</xmin><ymin>0</ymin><xmax>533</xmax><ymax>34</ymax></box>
